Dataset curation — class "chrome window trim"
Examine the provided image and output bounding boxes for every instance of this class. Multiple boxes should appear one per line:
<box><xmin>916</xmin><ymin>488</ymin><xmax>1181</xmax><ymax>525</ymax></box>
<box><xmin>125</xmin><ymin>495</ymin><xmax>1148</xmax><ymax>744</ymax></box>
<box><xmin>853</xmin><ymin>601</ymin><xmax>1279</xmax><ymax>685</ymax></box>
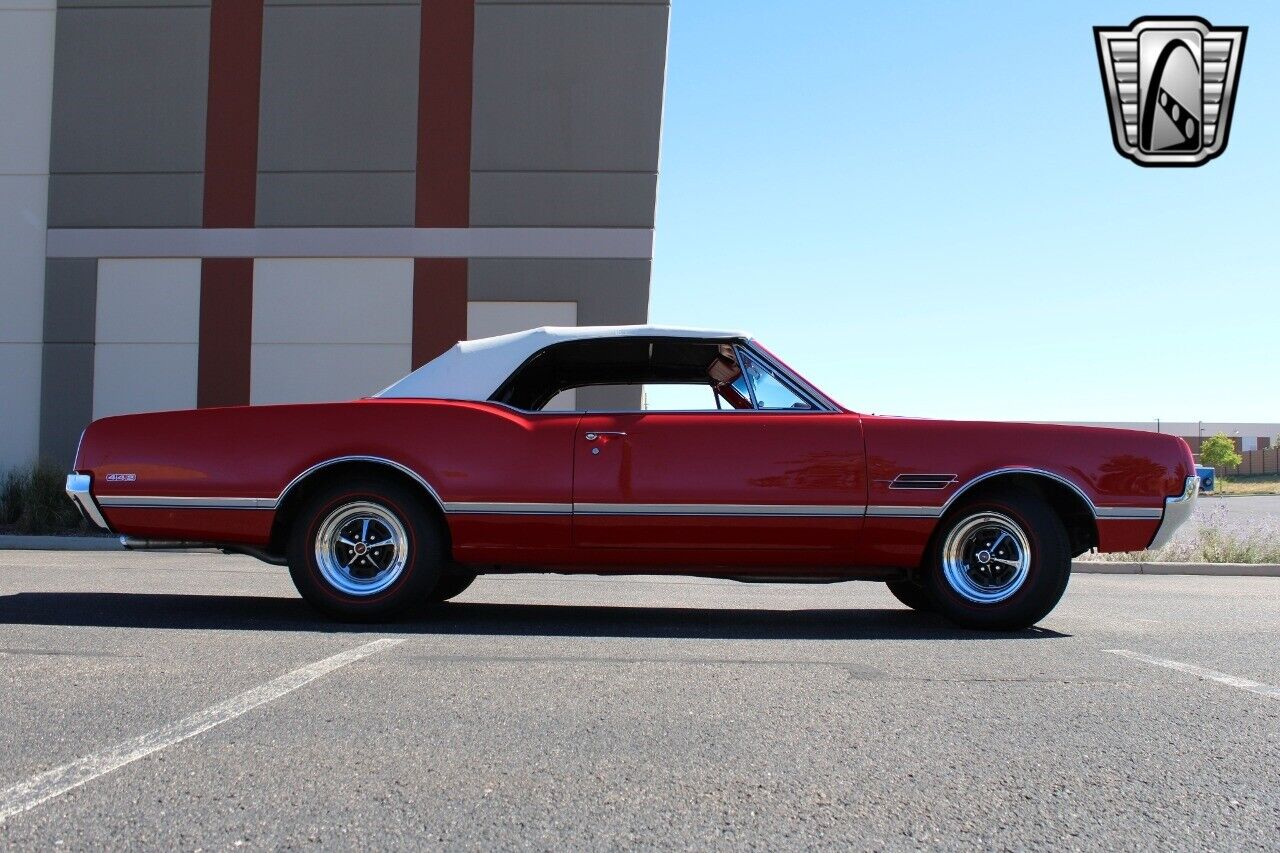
<box><xmin>482</xmin><ymin>335</ymin><xmax>841</xmax><ymax>415</ymax></box>
<box><xmin>740</xmin><ymin>342</ymin><xmax>840</xmax><ymax>412</ymax></box>
<box><xmin>734</xmin><ymin>346</ymin><xmax>761</xmax><ymax>409</ymax></box>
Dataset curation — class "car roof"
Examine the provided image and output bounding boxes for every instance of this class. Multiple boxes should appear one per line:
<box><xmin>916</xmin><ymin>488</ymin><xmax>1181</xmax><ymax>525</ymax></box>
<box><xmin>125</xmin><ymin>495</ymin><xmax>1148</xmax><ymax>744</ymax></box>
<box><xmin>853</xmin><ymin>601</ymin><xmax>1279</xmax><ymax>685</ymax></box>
<box><xmin>375</xmin><ymin>324</ymin><xmax>750</xmax><ymax>401</ymax></box>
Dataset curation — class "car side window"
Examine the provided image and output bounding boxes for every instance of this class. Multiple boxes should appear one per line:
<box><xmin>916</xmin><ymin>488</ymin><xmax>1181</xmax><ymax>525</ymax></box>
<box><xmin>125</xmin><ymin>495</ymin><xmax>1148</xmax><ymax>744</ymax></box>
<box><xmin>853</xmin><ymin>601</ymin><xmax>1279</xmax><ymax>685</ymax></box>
<box><xmin>737</xmin><ymin>350</ymin><xmax>814</xmax><ymax>410</ymax></box>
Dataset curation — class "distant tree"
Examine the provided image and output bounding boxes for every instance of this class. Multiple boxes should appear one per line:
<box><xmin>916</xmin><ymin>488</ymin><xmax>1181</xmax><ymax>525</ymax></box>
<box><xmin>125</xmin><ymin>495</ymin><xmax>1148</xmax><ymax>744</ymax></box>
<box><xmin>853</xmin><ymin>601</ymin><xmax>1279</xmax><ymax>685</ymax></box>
<box><xmin>1200</xmin><ymin>433</ymin><xmax>1243</xmax><ymax>474</ymax></box>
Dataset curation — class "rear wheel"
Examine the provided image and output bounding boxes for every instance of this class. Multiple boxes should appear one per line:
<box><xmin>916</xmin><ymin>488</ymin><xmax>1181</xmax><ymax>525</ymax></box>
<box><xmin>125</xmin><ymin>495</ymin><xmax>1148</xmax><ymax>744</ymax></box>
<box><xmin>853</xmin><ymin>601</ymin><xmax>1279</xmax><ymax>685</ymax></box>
<box><xmin>923</xmin><ymin>490</ymin><xmax>1071</xmax><ymax>631</ymax></box>
<box><xmin>885</xmin><ymin>579</ymin><xmax>935</xmax><ymax>612</ymax></box>
<box><xmin>287</xmin><ymin>478</ymin><xmax>443</xmax><ymax>620</ymax></box>
<box><xmin>427</xmin><ymin>573</ymin><xmax>476</xmax><ymax>603</ymax></box>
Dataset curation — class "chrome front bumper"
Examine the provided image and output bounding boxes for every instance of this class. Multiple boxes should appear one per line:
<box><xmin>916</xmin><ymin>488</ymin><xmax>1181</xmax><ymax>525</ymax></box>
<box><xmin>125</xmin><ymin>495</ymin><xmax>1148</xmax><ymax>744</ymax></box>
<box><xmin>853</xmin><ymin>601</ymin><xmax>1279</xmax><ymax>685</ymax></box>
<box><xmin>66</xmin><ymin>473</ymin><xmax>111</xmax><ymax>531</ymax></box>
<box><xmin>1147</xmin><ymin>475</ymin><xmax>1199</xmax><ymax>551</ymax></box>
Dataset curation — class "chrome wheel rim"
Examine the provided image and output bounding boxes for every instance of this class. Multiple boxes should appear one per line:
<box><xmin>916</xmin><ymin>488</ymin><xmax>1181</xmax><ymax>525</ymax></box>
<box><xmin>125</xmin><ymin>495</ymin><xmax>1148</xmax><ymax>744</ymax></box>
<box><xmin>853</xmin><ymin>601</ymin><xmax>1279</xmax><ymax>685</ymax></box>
<box><xmin>313</xmin><ymin>501</ymin><xmax>409</xmax><ymax>597</ymax></box>
<box><xmin>941</xmin><ymin>511</ymin><xmax>1031</xmax><ymax>604</ymax></box>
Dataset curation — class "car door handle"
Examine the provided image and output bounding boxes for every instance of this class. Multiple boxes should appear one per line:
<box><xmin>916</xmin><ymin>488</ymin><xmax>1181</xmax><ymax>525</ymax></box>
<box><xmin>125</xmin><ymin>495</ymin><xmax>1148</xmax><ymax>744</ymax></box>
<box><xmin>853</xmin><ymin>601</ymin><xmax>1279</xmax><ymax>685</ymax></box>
<box><xmin>584</xmin><ymin>432</ymin><xmax>627</xmax><ymax>441</ymax></box>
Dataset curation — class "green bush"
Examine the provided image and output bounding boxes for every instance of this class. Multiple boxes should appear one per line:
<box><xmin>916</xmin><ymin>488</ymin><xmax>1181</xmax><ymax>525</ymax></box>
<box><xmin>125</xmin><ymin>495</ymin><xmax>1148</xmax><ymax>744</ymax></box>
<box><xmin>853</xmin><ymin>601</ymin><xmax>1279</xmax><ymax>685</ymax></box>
<box><xmin>1200</xmin><ymin>433</ymin><xmax>1243</xmax><ymax>475</ymax></box>
<box><xmin>0</xmin><ymin>460</ymin><xmax>91</xmax><ymax>535</ymax></box>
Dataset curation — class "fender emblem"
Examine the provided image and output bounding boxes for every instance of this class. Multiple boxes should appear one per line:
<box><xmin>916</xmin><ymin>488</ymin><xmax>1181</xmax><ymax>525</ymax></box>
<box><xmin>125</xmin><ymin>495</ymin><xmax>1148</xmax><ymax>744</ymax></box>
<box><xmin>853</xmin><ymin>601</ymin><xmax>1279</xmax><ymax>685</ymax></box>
<box><xmin>105</xmin><ymin>473</ymin><xmax>137</xmax><ymax>482</ymax></box>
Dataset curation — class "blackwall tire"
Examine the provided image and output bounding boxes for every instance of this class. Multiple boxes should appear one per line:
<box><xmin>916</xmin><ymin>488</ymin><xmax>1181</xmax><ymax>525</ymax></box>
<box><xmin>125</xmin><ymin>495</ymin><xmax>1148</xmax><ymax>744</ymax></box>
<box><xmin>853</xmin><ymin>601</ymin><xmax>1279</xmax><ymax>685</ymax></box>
<box><xmin>287</xmin><ymin>478</ymin><xmax>443</xmax><ymax>621</ymax></box>
<box><xmin>923</xmin><ymin>490</ymin><xmax>1071</xmax><ymax>631</ymax></box>
<box><xmin>885</xmin><ymin>580</ymin><xmax>935</xmax><ymax>613</ymax></box>
<box><xmin>427</xmin><ymin>573</ymin><xmax>477</xmax><ymax>603</ymax></box>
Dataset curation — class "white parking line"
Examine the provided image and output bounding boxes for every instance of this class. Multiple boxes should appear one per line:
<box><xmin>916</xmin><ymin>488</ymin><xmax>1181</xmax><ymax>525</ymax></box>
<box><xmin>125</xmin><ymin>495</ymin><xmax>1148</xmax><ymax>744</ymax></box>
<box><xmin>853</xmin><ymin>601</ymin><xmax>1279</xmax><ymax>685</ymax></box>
<box><xmin>1106</xmin><ymin>649</ymin><xmax>1280</xmax><ymax>700</ymax></box>
<box><xmin>0</xmin><ymin>638</ymin><xmax>405</xmax><ymax>823</ymax></box>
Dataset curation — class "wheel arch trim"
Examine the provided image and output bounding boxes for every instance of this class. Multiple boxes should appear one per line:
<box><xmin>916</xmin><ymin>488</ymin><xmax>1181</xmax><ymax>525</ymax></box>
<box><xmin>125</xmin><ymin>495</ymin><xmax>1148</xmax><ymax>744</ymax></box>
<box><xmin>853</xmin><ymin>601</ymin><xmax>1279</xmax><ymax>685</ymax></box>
<box><xmin>274</xmin><ymin>455</ymin><xmax>448</xmax><ymax>516</ymax></box>
<box><xmin>940</xmin><ymin>467</ymin><xmax>1101</xmax><ymax>518</ymax></box>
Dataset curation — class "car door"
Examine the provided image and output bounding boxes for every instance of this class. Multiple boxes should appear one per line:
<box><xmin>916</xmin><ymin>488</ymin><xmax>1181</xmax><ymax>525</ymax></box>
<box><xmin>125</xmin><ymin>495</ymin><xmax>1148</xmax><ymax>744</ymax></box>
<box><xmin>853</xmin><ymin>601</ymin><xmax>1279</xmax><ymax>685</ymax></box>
<box><xmin>572</xmin><ymin>410</ymin><xmax>866</xmax><ymax>554</ymax></box>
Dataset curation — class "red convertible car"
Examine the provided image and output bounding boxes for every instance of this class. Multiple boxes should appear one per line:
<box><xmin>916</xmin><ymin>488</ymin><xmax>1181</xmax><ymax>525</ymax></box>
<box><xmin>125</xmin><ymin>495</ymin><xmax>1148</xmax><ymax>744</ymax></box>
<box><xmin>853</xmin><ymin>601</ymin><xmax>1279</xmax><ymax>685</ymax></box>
<box><xmin>66</xmin><ymin>325</ymin><xmax>1198</xmax><ymax>629</ymax></box>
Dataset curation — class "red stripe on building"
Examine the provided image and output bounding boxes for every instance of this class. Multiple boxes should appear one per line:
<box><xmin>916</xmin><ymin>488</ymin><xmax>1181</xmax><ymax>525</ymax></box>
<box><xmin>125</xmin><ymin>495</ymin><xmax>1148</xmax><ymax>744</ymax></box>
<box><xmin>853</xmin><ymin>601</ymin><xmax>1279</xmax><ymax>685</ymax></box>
<box><xmin>412</xmin><ymin>0</ymin><xmax>474</xmax><ymax>368</ymax></box>
<box><xmin>198</xmin><ymin>0</ymin><xmax>264</xmax><ymax>407</ymax></box>
<box><xmin>197</xmin><ymin>259</ymin><xmax>255</xmax><ymax>407</ymax></box>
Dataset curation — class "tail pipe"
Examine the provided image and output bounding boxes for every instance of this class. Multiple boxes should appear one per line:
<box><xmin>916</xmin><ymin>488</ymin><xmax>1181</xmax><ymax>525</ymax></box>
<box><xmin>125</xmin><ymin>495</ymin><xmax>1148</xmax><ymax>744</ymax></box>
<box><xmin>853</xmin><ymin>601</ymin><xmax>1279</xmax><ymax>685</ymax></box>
<box><xmin>119</xmin><ymin>536</ymin><xmax>287</xmax><ymax>566</ymax></box>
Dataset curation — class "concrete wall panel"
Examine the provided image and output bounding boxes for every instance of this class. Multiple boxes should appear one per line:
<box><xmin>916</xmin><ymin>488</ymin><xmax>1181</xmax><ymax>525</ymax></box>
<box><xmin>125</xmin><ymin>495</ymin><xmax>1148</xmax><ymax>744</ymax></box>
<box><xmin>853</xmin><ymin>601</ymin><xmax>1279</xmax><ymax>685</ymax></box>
<box><xmin>50</xmin><ymin>7</ymin><xmax>209</xmax><ymax>173</ymax></box>
<box><xmin>472</xmin><ymin>3</ymin><xmax>668</xmax><ymax>171</ymax></box>
<box><xmin>0</xmin><ymin>344</ymin><xmax>43</xmax><ymax>471</ymax></box>
<box><xmin>57</xmin><ymin>0</ymin><xmax>209</xmax><ymax>7</ymax></box>
<box><xmin>469</xmin><ymin>258</ymin><xmax>650</xmax><ymax>326</ymax></box>
<box><xmin>469</xmin><ymin>259</ymin><xmax>650</xmax><ymax>409</ymax></box>
<box><xmin>252</xmin><ymin>258</ymin><xmax>413</xmax><ymax>345</ymax></box>
<box><xmin>476</xmin><ymin>0</ymin><xmax>666</xmax><ymax>4</ymax></box>
<box><xmin>92</xmin><ymin>343</ymin><xmax>198</xmax><ymax>419</ymax></box>
<box><xmin>95</xmin><ymin>259</ymin><xmax>201</xmax><ymax>344</ymax></box>
<box><xmin>0</xmin><ymin>2</ymin><xmax>54</xmax><ymax>470</ymax></box>
<box><xmin>467</xmin><ymin>300</ymin><xmax>577</xmax><ymax>339</ymax></box>
<box><xmin>38</xmin><ymin>341</ymin><xmax>94</xmax><ymax>466</ymax></box>
<box><xmin>0</xmin><ymin>176</ymin><xmax>51</xmax><ymax>342</ymax></box>
<box><xmin>256</xmin><ymin>172</ymin><xmax>415</xmax><ymax>227</ymax></box>
<box><xmin>251</xmin><ymin>344</ymin><xmax>410</xmax><ymax>405</ymax></box>
<box><xmin>47</xmin><ymin>173</ymin><xmax>204</xmax><ymax>228</ymax></box>
<box><xmin>41</xmin><ymin>258</ymin><xmax>96</xmax><ymax>344</ymax></box>
<box><xmin>265</xmin><ymin>0</ymin><xmax>413</xmax><ymax>5</ymax></box>
<box><xmin>470</xmin><ymin>172</ymin><xmax>657</xmax><ymax>228</ymax></box>
<box><xmin>468</xmin><ymin>300</ymin><xmax>577</xmax><ymax>409</ymax></box>
<box><xmin>258</xmin><ymin>5</ymin><xmax>420</xmax><ymax>173</ymax></box>
<box><xmin>0</xmin><ymin>8</ymin><xmax>55</xmax><ymax>174</ymax></box>
<box><xmin>38</xmin><ymin>259</ymin><xmax>95</xmax><ymax>465</ymax></box>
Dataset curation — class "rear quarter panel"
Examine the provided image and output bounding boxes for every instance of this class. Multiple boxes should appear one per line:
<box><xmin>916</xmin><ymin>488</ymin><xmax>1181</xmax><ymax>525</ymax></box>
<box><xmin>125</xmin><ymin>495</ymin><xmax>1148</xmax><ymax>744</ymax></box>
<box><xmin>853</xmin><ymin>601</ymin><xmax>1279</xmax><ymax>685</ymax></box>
<box><xmin>76</xmin><ymin>400</ymin><xmax>580</xmax><ymax>548</ymax></box>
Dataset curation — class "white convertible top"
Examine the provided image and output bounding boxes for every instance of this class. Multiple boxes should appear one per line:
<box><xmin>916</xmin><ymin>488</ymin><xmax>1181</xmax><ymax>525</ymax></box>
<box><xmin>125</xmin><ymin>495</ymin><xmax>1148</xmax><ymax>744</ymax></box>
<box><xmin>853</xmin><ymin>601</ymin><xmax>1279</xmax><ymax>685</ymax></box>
<box><xmin>375</xmin><ymin>324</ymin><xmax>750</xmax><ymax>401</ymax></box>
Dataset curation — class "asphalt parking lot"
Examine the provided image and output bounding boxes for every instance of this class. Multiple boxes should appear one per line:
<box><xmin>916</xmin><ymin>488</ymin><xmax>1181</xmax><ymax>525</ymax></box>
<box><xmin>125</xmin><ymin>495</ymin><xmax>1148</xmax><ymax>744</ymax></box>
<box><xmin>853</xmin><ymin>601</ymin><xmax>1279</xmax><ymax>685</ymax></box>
<box><xmin>0</xmin><ymin>552</ymin><xmax>1277</xmax><ymax>850</ymax></box>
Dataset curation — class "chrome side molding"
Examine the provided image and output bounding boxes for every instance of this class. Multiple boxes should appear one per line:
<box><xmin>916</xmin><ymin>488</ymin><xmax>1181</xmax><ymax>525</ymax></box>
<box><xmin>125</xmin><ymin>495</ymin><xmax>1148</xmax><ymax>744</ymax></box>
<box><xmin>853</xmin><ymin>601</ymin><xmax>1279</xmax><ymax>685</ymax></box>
<box><xmin>65</xmin><ymin>473</ymin><xmax>110</xmax><ymax>530</ymax></box>
<box><xmin>1146</xmin><ymin>476</ymin><xmax>1200</xmax><ymax>551</ymax></box>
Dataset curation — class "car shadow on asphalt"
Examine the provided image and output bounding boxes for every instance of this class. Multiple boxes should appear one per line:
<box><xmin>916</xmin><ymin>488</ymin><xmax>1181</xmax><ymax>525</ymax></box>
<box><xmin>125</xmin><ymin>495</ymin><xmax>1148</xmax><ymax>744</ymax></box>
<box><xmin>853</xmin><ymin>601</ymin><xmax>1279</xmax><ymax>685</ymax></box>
<box><xmin>0</xmin><ymin>592</ymin><xmax>1069</xmax><ymax>641</ymax></box>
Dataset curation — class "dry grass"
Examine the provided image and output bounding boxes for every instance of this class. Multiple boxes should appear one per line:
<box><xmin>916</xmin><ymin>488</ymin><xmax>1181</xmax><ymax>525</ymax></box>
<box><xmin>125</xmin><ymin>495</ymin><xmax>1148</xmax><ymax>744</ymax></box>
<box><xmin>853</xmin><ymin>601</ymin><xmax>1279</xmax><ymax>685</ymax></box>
<box><xmin>1210</xmin><ymin>474</ymin><xmax>1280</xmax><ymax>496</ymax></box>
<box><xmin>0</xmin><ymin>460</ymin><xmax>92</xmax><ymax>535</ymax></box>
<box><xmin>1081</xmin><ymin>503</ymin><xmax>1280</xmax><ymax>564</ymax></box>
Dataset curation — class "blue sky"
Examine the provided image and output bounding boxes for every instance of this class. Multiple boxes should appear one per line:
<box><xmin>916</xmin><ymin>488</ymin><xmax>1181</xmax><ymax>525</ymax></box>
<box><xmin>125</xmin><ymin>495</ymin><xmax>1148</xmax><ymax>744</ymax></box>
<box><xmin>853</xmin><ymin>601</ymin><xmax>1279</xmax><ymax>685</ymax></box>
<box><xmin>649</xmin><ymin>2</ymin><xmax>1277</xmax><ymax>422</ymax></box>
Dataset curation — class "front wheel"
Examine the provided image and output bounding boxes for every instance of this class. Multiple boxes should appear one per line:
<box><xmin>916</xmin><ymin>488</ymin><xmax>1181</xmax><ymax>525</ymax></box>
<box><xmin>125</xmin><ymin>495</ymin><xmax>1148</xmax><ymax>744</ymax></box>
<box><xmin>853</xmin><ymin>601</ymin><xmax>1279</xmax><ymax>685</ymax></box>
<box><xmin>922</xmin><ymin>491</ymin><xmax>1071</xmax><ymax>631</ymax></box>
<box><xmin>287</xmin><ymin>478</ymin><xmax>443</xmax><ymax>620</ymax></box>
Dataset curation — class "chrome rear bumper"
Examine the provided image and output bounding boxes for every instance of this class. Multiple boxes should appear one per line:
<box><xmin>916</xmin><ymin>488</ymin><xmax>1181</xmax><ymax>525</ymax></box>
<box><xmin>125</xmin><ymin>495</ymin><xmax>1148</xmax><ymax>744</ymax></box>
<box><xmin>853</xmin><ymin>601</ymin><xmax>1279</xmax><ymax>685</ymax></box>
<box><xmin>65</xmin><ymin>473</ymin><xmax>111</xmax><ymax>531</ymax></box>
<box><xmin>1147</xmin><ymin>475</ymin><xmax>1199</xmax><ymax>551</ymax></box>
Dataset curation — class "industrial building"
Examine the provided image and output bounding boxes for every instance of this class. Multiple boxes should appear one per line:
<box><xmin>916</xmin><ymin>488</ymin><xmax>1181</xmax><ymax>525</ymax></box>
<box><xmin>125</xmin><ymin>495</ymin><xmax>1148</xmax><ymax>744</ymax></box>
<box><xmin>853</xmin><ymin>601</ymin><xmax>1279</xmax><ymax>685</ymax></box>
<box><xmin>1</xmin><ymin>0</ymin><xmax>670</xmax><ymax>470</ymax></box>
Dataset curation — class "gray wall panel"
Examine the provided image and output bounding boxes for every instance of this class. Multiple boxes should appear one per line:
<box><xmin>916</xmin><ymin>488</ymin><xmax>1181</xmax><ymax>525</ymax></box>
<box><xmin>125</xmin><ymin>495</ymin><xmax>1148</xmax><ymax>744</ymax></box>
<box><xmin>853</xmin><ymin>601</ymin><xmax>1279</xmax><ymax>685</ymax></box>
<box><xmin>39</xmin><ymin>255</ymin><xmax>97</xmax><ymax>465</ymax></box>
<box><xmin>258</xmin><ymin>5</ymin><xmax>420</xmax><ymax>173</ymax></box>
<box><xmin>42</xmin><ymin>258</ymin><xmax>97</xmax><ymax>344</ymax></box>
<box><xmin>266</xmin><ymin>0</ymin><xmax>415</xmax><ymax>5</ymax></box>
<box><xmin>47</xmin><ymin>174</ymin><xmax>204</xmax><ymax>228</ymax></box>
<box><xmin>477</xmin><ymin>1</ymin><xmax>665</xmax><ymax>4</ymax></box>
<box><xmin>39</xmin><ymin>342</ymin><xmax>94</xmax><ymax>466</ymax></box>
<box><xmin>472</xmin><ymin>3</ymin><xmax>669</xmax><ymax>171</ymax></box>
<box><xmin>470</xmin><ymin>258</ymin><xmax>652</xmax><ymax>409</ymax></box>
<box><xmin>50</xmin><ymin>7</ymin><xmax>209</xmax><ymax>173</ymax></box>
<box><xmin>470</xmin><ymin>171</ymin><xmax>657</xmax><ymax>227</ymax></box>
<box><xmin>58</xmin><ymin>1</ymin><xmax>208</xmax><ymax>7</ymax></box>
<box><xmin>256</xmin><ymin>172</ymin><xmax>415</xmax><ymax>227</ymax></box>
